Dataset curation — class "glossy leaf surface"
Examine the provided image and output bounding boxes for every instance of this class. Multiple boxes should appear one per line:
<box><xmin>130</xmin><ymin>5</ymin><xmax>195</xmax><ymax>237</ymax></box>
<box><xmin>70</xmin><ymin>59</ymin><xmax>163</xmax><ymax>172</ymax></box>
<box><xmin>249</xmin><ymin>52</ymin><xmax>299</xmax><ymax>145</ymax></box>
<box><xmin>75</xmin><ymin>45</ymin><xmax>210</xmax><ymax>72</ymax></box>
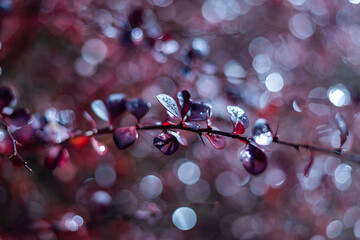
<box><xmin>126</xmin><ymin>98</ymin><xmax>151</xmax><ymax>123</ymax></box>
<box><xmin>105</xmin><ymin>93</ymin><xmax>127</xmax><ymax>123</ymax></box>
<box><xmin>204</xmin><ymin>133</ymin><xmax>226</xmax><ymax>150</ymax></box>
<box><xmin>177</xmin><ymin>90</ymin><xmax>192</xmax><ymax>118</ymax></box>
<box><xmin>91</xmin><ymin>99</ymin><xmax>109</xmax><ymax>122</ymax></box>
<box><xmin>157</xmin><ymin>94</ymin><xmax>181</xmax><ymax>119</ymax></box>
<box><xmin>0</xmin><ymin>86</ymin><xmax>14</xmax><ymax>110</ymax></box>
<box><xmin>227</xmin><ymin>106</ymin><xmax>249</xmax><ymax>134</ymax></box>
<box><xmin>239</xmin><ymin>145</ymin><xmax>267</xmax><ymax>175</ymax></box>
<box><xmin>187</xmin><ymin>102</ymin><xmax>212</xmax><ymax>121</ymax></box>
<box><xmin>113</xmin><ymin>126</ymin><xmax>138</xmax><ymax>149</ymax></box>
<box><xmin>153</xmin><ymin>132</ymin><xmax>179</xmax><ymax>155</ymax></box>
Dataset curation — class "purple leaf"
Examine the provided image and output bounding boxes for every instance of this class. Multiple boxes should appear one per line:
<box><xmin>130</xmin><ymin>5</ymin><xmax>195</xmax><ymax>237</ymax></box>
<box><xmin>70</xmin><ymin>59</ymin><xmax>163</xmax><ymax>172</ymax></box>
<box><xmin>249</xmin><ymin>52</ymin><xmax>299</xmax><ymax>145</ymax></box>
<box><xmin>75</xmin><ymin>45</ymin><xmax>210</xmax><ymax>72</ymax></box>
<box><xmin>113</xmin><ymin>126</ymin><xmax>138</xmax><ymax>149</ymax></box>
<box><xmin>126</xmin><ymin>99</ymin><xmax>151</xmax><ymax>123</ymax></box>
<box><xmin>5</xmin><ymin>108</ymin><xmax>31</xmax><ymax>126</ymax></box>
<box><xmin>128</xmin><ymin>7</ymin><xmax>143</xmax><ymax>28</ymax></box>
<box><xmin>153</xmin><ymin>132</ymin><xmax>179</xmax><ymax>155</ymax></box>
<box><xmin>186</xmin><ymin>102</ymin><xmax>212</xmax><ymax>121</ymax></box>
<box><xmin>227</xmin><ymin>106</ymin><xmax>249</xmax><ymax>134</ymax></box>
<box><xmin>0</xmin><ymin>86</ymin><xmax>15</xmax><ymax>110</ymax></box>
<box><xmin>156</xmin><ymin>94</ymin><xmax>181</xmax><ymax>119</ymax></box>
<box><xmin>91</xmin><ymin>99</ymin><xmax>109</xmax><ymax>122</ymax></box>
<box><xmin>239</xmin><ymin>145</ymin><xmax>267</xmax><ymax>175</ymax></box>
<box><xmin>44</xmin><ymin>146</ymin><xmax>69</xmax><ymax>170</ymax></box>
<box><xmin>204</xmin><ymin>133</ymin><xmax>226</xmax><ymax>149</ymax></box>
<box><xmin>335</xmin><ymin>113</ymin><xmax>348</xmax><ymax>147</ymax></box>
<box><xmin>177</xmin><ymin>90</ymin><xmax>192</xmax><ymax>118</ymax></box>
<box><xmin>105</xmin><ymin>93</ymin><xmax>127</xmax><ymax>123</ymax></box>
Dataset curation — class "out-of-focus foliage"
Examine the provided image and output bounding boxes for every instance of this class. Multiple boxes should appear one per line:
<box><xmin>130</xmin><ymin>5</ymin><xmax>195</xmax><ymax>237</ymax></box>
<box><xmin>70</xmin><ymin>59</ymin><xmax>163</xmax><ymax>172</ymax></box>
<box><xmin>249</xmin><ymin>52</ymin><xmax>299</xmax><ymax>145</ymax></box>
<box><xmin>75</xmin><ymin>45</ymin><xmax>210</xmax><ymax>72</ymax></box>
<box><xmin>1</xmin><ymin>0</ymin><xmax>360</xmax><ymax>239</ymax></box>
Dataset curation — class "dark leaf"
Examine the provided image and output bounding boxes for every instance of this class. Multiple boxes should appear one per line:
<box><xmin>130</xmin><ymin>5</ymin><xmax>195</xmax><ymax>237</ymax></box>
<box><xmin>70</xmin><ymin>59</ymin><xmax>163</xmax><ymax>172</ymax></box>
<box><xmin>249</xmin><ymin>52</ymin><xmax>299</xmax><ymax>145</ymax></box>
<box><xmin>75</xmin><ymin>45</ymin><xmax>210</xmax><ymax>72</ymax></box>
<box><xmin>105</xmin><ymin>93</ymin><xmax>127</xmax><ymax>123</ymax></box>
<box><xmin>156</xmin><ymin>94</ymin><xmax>181</xmax><ymax>119</ymax></box>
<box><xmin>252</xmin><ymin>118</ymin><xmax>273</xmax><ymax>146</ymax></box>
<box><xmin>227</xmin><ymin>106</ymin><xmax>249</xmax><ymax>134</ymax></box>
<box><xmin>153</xmin><ymin>132</ymin><xmax>179</xmax><ymax>155</ymax></box>
<box><xmin>113</xmin><ymin>126</ymin><xmax>138</xmax><ymax>149</ymax></box>
<box><xmin>128</xmin><ymin>8</ymin><xmax>143</xmax><ymax>28</ymax></box>
<box><xmin>0</xmin><ymin>86</ymin><xmax>15</xmax><ymax>110</ymax></box>
<box><xmin>177</xmin><ymin>90</ymin><xmax>192</xmax><ymax>118</ymax></box>
<box><xmin>239</xmin><ymin>145</ymin><xmax>267</xmax><ymax>175</ymax></box>
<box><xmin>186</xmin><ymin>102</ymin><xmax>212</xmax><ymax>122</ymax></box>
<box><xmin>205</xmin><ymin>133</ymin><xmax>226</xmax><ymax>150</ymax></box>
<box><xmin>44</xmin><ymin>146</ymin><xmax>69</xmax><ymax>170</ymax></box>
<box><xmin>91</xmin><ymin>99</ymin><xmax>109</xmax><ymax>122</ymax></box>
<box><xmin>126</xmin><ymin>98</ymin><xmax>151</xmax><ymax>123</ymax></box>
<box><xmin>304</xmin><ymin>151</ymin><xmax>314</xmax><ymax>177</ymax></box>
<box><xmin>168</xmin><ymin>131</ymin><xmax>187</xmax><ymax>146</ymax></box>
<box><xmin>5</xmin><ymin>108</ymin><xmax>31</xmax><ymax>126</ymax></box>
<box><xmin>335</xmin><ymin>113</ymin><xmax>349</xmax><ymax>147</ymax></box>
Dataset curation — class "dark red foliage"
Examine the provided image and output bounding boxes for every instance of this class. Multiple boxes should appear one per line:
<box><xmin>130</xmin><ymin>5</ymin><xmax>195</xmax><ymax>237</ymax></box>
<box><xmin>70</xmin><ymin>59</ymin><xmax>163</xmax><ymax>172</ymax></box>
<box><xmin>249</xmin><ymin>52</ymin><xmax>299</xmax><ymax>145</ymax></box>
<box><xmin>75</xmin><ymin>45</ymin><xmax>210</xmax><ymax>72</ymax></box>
<box><xmin>187</xmin><ymin>103</ymin><xmax>212</xmax><ymax>122</ymax></box>
<box><xmin>153</xmin><ymin>131</ymin><xmax>179</xmax><ymax>155</ymax></box>
<box><xmin>105</xmin><ymin>93</ymin><xmax>127</xmax><ymax>124</ymax></box>
<box><xmin>44</xmin><ymin>146</ymin><xmax>69</xmax><ymax>170</ymax></box>
<box><xmin>0</xmin><ymin>86</ymin><xmax>14</xmax><ymax>110</ymax></box>
<box><xmin>4</xmin><ymin>108</ymin><xmax>31</xmax><ymax>126</ymax></box>
<box><xmin>204</xmin><ymin>133</ymin><xmax>226</xmax><ymax>150</ymax></box>
<box><xmin>239</xmin><ymin>145</ymin><xmax>267</xmax><ymax>175</ymax></box>
<box><xmin>126</xmin><ymin>99</ymin><xmax>151</xmax><ymax>123</ymax></box>
<box><xmin>113</xmin><ymin>126</ymin><xmax>138</xmax><ymax>149</ymax></box>
<box><xmin>177</xmin><ymin>90</ymin><xmax>192</xmax><ymax>118</ymax></box>
<box><xmin>128</xmin><ymin>8</ymin><xmax>143</xmax><ymax>28</ymax></box>
<box><xmin>227</xmin><ymin>106</ymin><xmax>248</xmax><ymax>135</ymax></box>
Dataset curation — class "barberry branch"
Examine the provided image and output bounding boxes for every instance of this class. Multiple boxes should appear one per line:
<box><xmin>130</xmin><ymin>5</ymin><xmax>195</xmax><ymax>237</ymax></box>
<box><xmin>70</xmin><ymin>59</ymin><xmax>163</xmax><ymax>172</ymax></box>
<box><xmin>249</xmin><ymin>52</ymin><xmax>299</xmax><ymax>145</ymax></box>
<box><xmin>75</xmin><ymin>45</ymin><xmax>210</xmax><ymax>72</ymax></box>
<box><xmin>0</xmin><ymin>120</ymin><xmax>33</xmax><ymax>172</ymax></box>
<box><xmin>64</xmin><ymin>124</ymin><xmax>360</xmax><ymax>164</ymax></box>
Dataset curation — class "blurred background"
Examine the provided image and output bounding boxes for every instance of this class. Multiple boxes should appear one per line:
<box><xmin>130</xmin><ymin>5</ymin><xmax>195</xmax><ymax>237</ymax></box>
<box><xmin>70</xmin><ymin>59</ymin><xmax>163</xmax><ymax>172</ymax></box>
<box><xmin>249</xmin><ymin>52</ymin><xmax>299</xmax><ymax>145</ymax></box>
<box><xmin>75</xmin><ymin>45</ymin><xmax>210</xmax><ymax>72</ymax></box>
<box><xmin>1</xmin><ymin>0</ymin><xmax>360</xmax><ymax>239</ymax></box>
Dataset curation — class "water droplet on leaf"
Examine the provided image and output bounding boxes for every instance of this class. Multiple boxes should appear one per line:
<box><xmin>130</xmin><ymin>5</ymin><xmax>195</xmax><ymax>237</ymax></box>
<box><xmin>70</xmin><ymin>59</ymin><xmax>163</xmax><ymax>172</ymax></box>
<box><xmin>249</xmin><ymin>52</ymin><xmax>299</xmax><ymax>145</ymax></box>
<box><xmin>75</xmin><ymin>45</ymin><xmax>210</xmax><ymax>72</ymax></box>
<box><xmin>252</xmin><ymin>118</ymin><xmax>273</xmax><ymax>146</ymax></box>
<box><xmin>226</xmin><ymin>106</ymin><xmax>248</xmax><ymax>134</ymax></box>
<box><xmin>157</xmin><ymin>94</ymin><xmax>181</xmax><ymax>119</ymax></box>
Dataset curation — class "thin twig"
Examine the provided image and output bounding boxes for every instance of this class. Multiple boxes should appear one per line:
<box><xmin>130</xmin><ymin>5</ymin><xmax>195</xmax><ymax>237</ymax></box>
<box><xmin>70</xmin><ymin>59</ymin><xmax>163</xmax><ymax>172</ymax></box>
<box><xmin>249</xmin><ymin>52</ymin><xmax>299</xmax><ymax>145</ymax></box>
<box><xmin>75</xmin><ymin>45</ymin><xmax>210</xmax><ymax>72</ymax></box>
<box><xmin>63</xmin><ymin>124</ymin><xmax>360</xmax><ymax>164</ymax></box>
<box><xmin>0</xmin><ymin>120</ymin><xmax>33</xmax><ymax>172</ymax></box>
